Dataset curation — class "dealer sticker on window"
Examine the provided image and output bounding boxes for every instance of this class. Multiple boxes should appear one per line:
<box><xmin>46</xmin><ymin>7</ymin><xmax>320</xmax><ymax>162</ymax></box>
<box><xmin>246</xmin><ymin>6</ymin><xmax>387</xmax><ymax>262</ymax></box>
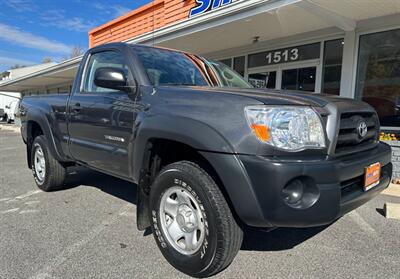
<box><xmin>364</xmin><ymin>162</ymin><xmax>381</xmax><ymax>191</ymax></box>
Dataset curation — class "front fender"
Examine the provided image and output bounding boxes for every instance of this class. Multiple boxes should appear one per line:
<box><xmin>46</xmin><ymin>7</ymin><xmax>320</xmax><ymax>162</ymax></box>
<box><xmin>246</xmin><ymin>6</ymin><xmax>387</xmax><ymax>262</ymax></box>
<box><xmin>132</xmin><ymin>114</ymin><xmax>266</xmax><ymax>228</ymax></box>
<box><xmin>132</xmin><ymin>114</ymin><xmax>235</xmax><ymax>181</ymax></box>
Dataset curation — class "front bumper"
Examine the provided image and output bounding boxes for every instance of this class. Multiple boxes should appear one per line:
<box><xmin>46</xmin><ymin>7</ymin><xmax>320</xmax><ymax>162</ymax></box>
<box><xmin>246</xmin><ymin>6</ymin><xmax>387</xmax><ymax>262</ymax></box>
<box><xmin>237</xmin><ymin>142</ymin><xmax>392</xmax><ymax>228</ymax></box>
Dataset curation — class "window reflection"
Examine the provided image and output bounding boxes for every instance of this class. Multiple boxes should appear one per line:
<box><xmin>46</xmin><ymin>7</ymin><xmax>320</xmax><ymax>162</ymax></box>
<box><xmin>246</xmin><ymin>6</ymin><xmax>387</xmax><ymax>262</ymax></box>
<box><xmin>282</xmin><ymin>67</ymin><xmax>316</xmax><ymax>92</ymax></box>
<box><xmin>322</xmin><ymin>39</ymin><xmax>344</xmax><ymax>95</ymax></box>
<box><xmin>248</xmin><ymin>72</ymin><xmax>276</xmax><ymax>89</ymax></box>
<box><xmin>233</xmin><ymin>56</ymin><xmax>245</xmax><ymax>77</ymax></box>
<box><xmin>355</xmin><ymin>29</ymin><xmax>400</xmax><ymax>128</ymax></box>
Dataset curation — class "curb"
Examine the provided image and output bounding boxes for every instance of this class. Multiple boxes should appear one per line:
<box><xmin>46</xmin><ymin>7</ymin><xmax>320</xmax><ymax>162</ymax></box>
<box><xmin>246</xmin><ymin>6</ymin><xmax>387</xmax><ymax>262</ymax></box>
<box><xmin>0</xmin><ymin>124</ymin><xmax>21</xmax><ymax>133</ymax></box>
<box><xmin>382</xmin><ymin>184</ymin><xmax>400</xmax><ymax>198</ymax></box>
<box><xmin>382</xmin><ymin>184</ymin><xmax>400</xmax><ymax>220</ymax></box>
<box><xmin>384</xmin><ymin>203</ymin><xmax>400</xmax><ymax>220</ymax></box>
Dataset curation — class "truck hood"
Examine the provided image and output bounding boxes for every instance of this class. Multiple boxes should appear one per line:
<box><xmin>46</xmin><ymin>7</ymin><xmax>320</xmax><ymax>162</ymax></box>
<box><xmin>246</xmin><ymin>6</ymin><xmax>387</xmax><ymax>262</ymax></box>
<box><xmin>208</xmin><ymin>87</ymin><xmax>344</xmax><ymax>107</ymax></box>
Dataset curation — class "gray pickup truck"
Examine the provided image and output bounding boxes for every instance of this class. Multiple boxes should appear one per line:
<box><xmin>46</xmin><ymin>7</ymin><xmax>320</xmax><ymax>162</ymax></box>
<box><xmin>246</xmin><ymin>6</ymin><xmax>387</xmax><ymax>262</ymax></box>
<box><xmin>20</xmin><ymin>43</ymin><xmax>392</xmax><ymax>277</ymax></box>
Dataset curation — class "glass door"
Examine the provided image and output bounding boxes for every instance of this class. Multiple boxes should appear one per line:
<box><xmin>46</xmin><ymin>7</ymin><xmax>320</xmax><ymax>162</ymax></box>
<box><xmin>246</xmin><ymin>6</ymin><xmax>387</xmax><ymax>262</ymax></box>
<box><xmin>247</xmin><ymin>61</ymin><xmax>320</xmax><ymax>92</ymax></box>
<box><xmin>248</xmin><ymin>71</ymin><xmax>277</xmax><ymax>89</ymax></box>
<box><xmin>281</xmin><ymin>66</ymin><xmax>316</xmax><ymax>92</ymax></box>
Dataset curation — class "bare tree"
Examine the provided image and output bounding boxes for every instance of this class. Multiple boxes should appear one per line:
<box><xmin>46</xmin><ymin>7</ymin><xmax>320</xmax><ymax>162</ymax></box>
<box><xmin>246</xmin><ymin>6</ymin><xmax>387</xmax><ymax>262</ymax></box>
<box><xmin>1</xmin><ymin>71</ymin><xmax>9</xmax><ymax>78</ymax></box>
<box><xmin>10</xmin><ymin>64</ymin><xmax>26</xmax><ymax>69</ymax></box>
<box><xmin>42</xmin><ymin>57</ymin><xmax>53</xmax><ymax>63</ymax></box>
<box><xmin>63</xmin><ymin>46</ymin><xmax>85</xmax><ymax>61</ymax></box>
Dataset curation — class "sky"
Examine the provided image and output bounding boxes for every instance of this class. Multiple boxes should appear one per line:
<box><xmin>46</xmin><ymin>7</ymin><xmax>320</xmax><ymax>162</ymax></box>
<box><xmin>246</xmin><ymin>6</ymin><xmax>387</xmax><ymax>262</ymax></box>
<box><xmin>0</xmin><ymin>0</ymin><xmax>152</xmax><ymax>71</ymax></box>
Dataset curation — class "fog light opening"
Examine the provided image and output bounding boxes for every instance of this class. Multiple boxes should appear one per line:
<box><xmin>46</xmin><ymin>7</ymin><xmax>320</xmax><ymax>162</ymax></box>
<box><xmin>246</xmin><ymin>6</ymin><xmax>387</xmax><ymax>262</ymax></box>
<box><xmin>282</xmin><ymin>179</ymin><xmax>304</xmax><ymax>206</ymax></box>
<box><xmin>282</xmin><ymin>177</ymin><xmax>320</xmax><ymax>209</ymax></box>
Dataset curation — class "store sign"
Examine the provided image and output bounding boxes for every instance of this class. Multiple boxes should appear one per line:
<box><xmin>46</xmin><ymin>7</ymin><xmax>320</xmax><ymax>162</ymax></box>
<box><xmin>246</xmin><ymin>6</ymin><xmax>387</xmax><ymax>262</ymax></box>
<box><xmin>248</xmin><ymin>43</ymin><xmax>321</xmax><ymax>68</ymax></box>
<box><xmin>189</xmin><ymin>0</ymin><xmax>233</xmax><ymax>18</ymax></box>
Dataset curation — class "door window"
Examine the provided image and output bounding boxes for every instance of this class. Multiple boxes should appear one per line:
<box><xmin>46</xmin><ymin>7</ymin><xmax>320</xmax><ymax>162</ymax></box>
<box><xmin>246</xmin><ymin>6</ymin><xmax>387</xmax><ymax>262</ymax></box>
<box><xmin>282</xmin><ymin>67</ymin><xmax>316</xmax><ymax>92</ymax></box>
<box><xmin>133</xmin><ymin>46</ymin><xmax>208</xmax><ymax>86</ymax></box>
<box><xmin>83</xmin><ymin>51</ymin><xmax>130</xmax><ymax>93</ymax></box>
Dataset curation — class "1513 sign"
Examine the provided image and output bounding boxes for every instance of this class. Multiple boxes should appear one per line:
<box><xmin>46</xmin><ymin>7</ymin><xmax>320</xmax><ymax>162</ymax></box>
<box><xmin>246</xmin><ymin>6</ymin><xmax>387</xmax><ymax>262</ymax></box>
<box><xmin>265</xmin><ymin>48</ymin><xmax>299</xmax><ymax>64</ymax></box>
<box><xmin>248</xmin><ymin>43</ymin><xmax>321</xmax><ymax>68</ymax></box>
<box><xmin>189</xmin><ymin>0</ymin><xmax>233</xmax><ymax>18</ymax></box>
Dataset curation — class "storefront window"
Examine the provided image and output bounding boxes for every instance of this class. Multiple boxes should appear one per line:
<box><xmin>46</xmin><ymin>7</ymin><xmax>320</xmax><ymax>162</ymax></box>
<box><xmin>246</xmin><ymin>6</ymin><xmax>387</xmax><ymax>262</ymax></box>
<box><xmin>322</xmin><ymin>39</ymin><xmax>343</xmax><ymax>95</ymax></box>
<box><xmin>233</xmin><ymin>56</ymin><xmax>245</xmax><ymax>76</ymax></box>
<box><xmin>219</xmin><ymin>58</ymin><xmax>232</xmax><ymax>68</ymax></box>
<box><xmin>355</xmin><ymin>29</ymin><xmax>400</xmax><ymax>128</ymax></box>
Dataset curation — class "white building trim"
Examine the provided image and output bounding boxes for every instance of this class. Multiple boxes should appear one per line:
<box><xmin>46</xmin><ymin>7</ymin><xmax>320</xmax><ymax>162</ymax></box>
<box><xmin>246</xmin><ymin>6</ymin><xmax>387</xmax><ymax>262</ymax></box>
<box><xmin>127</xmin><ymin>0</ymin><xmax>302</xmax><ymax>45</ymax></box>
<box><xmin>296</xmin><ymin>0</ymin><xmax>356</xmax><ymax>31</ymax></box>
<box><xmin>340</xmin><ymin>30</ymin><xmax>356</xmax><ymax>99</ymax></box>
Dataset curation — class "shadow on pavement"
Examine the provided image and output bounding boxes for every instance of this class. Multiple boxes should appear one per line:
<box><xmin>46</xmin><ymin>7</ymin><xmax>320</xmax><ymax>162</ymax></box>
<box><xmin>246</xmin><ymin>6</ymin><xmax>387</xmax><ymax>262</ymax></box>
<box><xmin>63</xmin><ymin>166</ymin><xmax>331</xmax><ymax>250</ymax></box>
<box><xmin>64</xmin><ymin>166</ymin><xmax>137</xmax><ymax>205</ymax></box>
<box><xmin>241</xmin><ymin>225</ymin><xmax>330</xmax><ymax>251</ymax></box>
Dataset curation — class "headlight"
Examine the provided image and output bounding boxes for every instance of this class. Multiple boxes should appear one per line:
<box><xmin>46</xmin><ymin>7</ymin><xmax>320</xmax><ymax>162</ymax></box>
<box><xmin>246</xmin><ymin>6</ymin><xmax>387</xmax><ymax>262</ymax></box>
<box><xmin>244</xmin><ymin>105</ymin><xmax>326</xmax><ymax>151</ymax></box>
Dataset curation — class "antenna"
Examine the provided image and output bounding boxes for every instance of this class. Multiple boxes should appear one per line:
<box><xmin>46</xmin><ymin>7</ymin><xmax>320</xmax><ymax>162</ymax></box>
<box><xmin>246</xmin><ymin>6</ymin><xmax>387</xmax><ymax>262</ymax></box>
<box><xmin>152</xmin><ymin>0</ymin><xmax>155</xmax><ymax>47</ymax></box>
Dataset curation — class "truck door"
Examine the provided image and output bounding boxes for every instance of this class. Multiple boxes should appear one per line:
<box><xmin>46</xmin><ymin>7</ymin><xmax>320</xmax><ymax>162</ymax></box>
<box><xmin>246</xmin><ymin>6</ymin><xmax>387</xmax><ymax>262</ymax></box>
<box><xmin>67</xmin><ymin>50</ymin><xmax>135</xmax><ymax>179</ymax></box>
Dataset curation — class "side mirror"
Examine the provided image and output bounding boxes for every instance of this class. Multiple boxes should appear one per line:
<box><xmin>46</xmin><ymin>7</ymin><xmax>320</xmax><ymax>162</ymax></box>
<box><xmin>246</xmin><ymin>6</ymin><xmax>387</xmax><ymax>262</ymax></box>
<box><xmin>94</xmin><ymin>67</ymin><xmax>129</xmax><ymax>92</ymax></box>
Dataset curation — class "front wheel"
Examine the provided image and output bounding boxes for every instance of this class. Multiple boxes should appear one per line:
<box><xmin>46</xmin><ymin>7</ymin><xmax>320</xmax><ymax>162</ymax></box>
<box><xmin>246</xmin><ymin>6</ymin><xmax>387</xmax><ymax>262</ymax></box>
<box><xmin>150</xmin><ymin>161</ymin><xmax>243</xmax><ymax>278</ymax></box>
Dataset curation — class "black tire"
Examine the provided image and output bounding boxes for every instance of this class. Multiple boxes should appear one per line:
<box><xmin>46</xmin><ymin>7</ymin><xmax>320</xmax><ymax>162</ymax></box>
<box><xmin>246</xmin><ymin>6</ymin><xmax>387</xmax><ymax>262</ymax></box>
<box><xmin>149</xmin><ymin>161</ymin><xmax>243</xmax><ymax>278</ymax></box>
<box><xmin>31</xmin><ymin>135</ymin><xmax>66</xmax><ymax>191</ymax></box>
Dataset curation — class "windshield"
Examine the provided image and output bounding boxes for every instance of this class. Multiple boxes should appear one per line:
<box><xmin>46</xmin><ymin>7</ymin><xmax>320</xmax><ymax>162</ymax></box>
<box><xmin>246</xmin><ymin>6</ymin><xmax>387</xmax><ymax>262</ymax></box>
<box><xmin>132</xmin><ymin>46</ymin><xmax>209</xmax><ymax>86</ymax></box>
<box><xmin>133</xmin><ymin>45</ymin><xmax>253</xmax><ymax>89</ymax></box>
<box><xmin>205</xmin><ymin>60</ymin><xmax>252</xmax><ymax>88</ymax></box>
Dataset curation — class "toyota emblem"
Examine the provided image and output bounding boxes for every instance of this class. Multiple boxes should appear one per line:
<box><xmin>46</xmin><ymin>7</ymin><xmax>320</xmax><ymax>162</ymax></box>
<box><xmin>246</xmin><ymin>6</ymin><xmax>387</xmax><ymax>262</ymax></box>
<box><xmin>357</xmin><ymin>121</ymin><xmax>368</xmax><ymax>138</ymax></box>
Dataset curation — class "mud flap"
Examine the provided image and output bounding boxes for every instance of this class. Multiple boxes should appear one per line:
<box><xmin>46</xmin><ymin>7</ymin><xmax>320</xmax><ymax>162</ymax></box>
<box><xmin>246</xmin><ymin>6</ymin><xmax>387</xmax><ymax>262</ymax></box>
<box><xmin>137</xmin><ymin>182</ymin><xmax>151</xmax><ymax>231</ymax></box>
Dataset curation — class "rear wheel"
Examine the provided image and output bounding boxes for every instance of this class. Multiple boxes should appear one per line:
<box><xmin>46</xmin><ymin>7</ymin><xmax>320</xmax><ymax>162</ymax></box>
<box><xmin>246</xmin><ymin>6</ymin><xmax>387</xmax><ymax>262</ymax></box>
<box><xmin>150</xmin><ymin>161</ymin><xmax>243</xmax><ymax>278</ymax></box>
<box><xmin>31</xmin><ymin>135</ymin><xmax>66</xmax><ymax>191</ymax></box>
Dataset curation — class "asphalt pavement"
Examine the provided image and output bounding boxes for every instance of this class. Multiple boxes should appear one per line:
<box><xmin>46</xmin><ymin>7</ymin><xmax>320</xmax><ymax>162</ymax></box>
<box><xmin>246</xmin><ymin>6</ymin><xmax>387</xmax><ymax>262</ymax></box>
<box><xmin>1</xmin><ymin>128</ymin><xmax>400</xmax><ymax>279</ymax></box>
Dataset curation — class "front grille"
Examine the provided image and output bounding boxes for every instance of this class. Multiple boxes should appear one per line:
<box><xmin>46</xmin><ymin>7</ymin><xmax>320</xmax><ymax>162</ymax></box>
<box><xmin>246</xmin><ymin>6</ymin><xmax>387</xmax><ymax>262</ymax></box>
<box><xmin>340</xmin><ymin>163</ymin><xmax>391</xmax><ymax>199</ymax></box>
<box><xmin>340</xmin><ymin>175</ymin><xmax>363</xmax><ymax>197</ymax></box>
<box><xmin>335</xmin><ymin>112</ymin><xmax>379</xmax><ymax>155</ymax></box>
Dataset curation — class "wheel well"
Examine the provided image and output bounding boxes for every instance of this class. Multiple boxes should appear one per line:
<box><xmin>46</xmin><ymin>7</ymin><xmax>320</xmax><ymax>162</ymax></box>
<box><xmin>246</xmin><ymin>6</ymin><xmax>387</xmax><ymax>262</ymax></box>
<box><xmin>137</xmin><ymin>138</ymin><xmax>240</xmax><ymax>230</ymax></box>
<box><xmin>143</xmin><ymin>138</ymin><xmax>219</xmax><ymax>186</ymax></box>
<box><xmin>26</xmin><ymin>121</ymin><xmax>44</xmax><ymax>168</ymax></box>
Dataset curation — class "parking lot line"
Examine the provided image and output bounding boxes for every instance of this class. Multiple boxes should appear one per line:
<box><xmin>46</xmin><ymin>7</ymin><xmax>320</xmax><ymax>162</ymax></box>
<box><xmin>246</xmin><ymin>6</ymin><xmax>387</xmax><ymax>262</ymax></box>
<box><xmin>30</xmin><ymin>204</ymin><xmax>133</xmax><ymax>279</ymax></box>
<box><xmin>6</xmin><ymin>190</ymin><xmax>42</xmax><ymax>203</ymax></box>
<box><xmin>1</xmin><ymin>208</ymin><xmax>20</xmax><ymax>214</ymax></box>
<box><xmin>0</xmin><ymin>146</ymin><xmax>21</xmax><ymax>151</ymax></box>
<box><xmin>348</xmin><ymin>211</ymin><xmax>377</xmax><ymax>236</ymax></box>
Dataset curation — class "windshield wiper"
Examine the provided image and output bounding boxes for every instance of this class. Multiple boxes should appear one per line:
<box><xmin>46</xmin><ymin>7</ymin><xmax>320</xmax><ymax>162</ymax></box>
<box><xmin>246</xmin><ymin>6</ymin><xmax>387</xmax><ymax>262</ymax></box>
<box><xmin>162</xmin><ymin>83</ymin><xmax>197</xmax><ymax>86</ymax></box>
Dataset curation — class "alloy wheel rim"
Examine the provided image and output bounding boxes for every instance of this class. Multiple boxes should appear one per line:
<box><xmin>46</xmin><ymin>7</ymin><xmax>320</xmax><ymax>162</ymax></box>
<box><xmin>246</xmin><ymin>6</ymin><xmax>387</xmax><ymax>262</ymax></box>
<box><xmin>34</xmin><ymin>145</ymin><xmax>46</xmax><ymax>183</ymax></box>
<box><xmin>159</xmin><ymin>186</ymin><xmax>205</xmax><ymax>255</ymax></box>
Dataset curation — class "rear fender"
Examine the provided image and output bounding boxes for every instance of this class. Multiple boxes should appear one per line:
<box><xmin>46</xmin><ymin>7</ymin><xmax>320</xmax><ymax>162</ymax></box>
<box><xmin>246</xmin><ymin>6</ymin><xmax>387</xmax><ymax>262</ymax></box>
<box><xmin>26</xmin><ymin>108</ymin><xmax>67</xmax><ymax>165</ymax></box>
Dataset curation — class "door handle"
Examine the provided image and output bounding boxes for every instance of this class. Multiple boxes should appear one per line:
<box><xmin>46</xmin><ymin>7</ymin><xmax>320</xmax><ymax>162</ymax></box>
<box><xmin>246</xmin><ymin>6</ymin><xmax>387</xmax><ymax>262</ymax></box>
<box><xmin>71</xmin><ymin>103</ymin><xmax>82</xmax><ymax>113</ymax></box>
